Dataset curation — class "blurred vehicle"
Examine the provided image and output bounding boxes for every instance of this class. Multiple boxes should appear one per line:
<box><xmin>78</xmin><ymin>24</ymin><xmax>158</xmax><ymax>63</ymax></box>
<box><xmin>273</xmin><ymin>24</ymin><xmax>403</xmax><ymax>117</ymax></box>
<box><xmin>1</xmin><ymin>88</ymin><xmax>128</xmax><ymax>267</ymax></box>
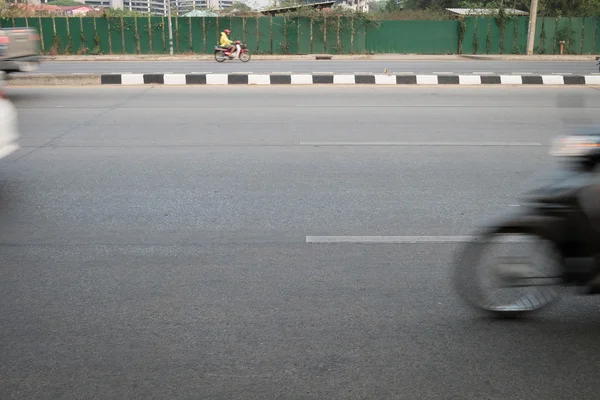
<box><xmin>0</xmin><ymin>28</ymin><xmax>41</xmax><ymax>74</ymax></box>
<box><xmin>0</xmin><ymin>77</ymin><xmax>19</xmax><ymax>159</ymax></box>
<box><xmin>453</xmin><ymin>131</ymin><xmax>600</xmax><ymax>318</ymax></box>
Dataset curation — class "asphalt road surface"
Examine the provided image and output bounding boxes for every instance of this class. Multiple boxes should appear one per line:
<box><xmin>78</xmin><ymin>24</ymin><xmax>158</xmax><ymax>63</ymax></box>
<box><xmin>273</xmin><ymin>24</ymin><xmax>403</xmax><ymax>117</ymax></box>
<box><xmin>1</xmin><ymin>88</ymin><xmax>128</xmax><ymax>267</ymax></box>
<box><xmin>3</xmin><ymin>86</ymin><xmax>600</xmax><ymax>399</ymax></box>
<box><xmin>31</xmin><ymin>59</ymin><xmax>600</xmax><ymax>74</ymax></box>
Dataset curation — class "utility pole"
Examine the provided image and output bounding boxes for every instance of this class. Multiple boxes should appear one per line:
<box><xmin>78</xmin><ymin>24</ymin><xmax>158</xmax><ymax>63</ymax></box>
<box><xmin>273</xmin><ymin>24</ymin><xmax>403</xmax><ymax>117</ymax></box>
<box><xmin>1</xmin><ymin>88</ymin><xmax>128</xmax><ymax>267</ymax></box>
<box><xmin>526</xmin><ymin>0</ymin><xmax>539</xmax><ymax>55</ymax></box>
<box><xmin>167</xmin><ymin>0</ymin><xmax>174</xmax><ymax>55</ymax></box>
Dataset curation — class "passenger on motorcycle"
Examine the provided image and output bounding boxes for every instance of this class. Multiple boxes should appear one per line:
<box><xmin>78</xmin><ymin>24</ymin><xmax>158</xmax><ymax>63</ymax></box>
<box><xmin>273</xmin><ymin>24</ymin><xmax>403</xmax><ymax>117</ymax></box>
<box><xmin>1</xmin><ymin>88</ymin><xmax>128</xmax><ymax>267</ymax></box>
<box><xmin>220</xmin><ymin>29</ymin><xmax>239</xmax><ymax>58</ymax></box>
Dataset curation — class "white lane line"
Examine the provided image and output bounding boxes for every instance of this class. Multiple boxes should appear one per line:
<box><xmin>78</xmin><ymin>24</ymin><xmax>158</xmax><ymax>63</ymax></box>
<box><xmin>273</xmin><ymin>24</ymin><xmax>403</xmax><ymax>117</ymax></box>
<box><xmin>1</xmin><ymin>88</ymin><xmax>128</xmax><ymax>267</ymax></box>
<box><xmin>299</xmin><ymin>141</ymin><xmax>543</xmax><ymax>147</ymax></box>
<box><xmin>306</xmin><ymin>236</ymin><xmax>475</xmax><ymax>243</ymax></box>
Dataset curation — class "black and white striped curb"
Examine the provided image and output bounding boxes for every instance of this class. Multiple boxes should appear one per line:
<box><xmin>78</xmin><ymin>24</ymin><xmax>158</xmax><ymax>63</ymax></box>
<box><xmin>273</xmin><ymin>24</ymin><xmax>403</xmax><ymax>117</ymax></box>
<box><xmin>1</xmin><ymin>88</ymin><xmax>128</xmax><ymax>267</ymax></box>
<box><xmin>100</xmin><ymin>73</ymin><xmax>600</xmax><ymax>85</ymax></box>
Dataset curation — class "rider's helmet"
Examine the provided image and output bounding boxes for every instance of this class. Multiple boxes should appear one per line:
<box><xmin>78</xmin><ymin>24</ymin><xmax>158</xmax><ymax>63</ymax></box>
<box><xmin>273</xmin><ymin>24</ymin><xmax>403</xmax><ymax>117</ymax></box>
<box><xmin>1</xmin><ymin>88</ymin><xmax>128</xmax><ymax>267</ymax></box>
<box><xmin>224</xmin><ymin>29</ymin><xmax>231</xmax><ymax>35</ymax></box>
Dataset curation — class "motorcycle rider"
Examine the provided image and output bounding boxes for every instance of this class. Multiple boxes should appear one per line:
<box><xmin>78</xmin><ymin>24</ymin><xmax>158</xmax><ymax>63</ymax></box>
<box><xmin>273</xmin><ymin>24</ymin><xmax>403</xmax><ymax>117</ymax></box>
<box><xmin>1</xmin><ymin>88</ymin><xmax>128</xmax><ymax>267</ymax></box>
<box><xmin>220</xmin><ymin>29</ymin><xmax>239</xmax><ymax>58</ymax></box>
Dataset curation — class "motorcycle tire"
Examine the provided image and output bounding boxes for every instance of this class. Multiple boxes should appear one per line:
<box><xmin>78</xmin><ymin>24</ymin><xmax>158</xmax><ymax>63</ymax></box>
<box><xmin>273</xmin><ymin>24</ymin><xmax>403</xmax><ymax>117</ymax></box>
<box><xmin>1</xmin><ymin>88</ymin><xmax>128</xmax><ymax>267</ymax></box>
<box><xmin>240</xmin><ymin>52</ymin><xmax>251</xmax><ymax>63</ymax></box>
<box><xmin>215</xmin><ymin>51</ymin><xmax>226</xmax><ymax>63</ymax></box>
<box><xmin>452</xmin><ymin>226</ymin><xmax>563</xmax><ymax>318</ymax></box>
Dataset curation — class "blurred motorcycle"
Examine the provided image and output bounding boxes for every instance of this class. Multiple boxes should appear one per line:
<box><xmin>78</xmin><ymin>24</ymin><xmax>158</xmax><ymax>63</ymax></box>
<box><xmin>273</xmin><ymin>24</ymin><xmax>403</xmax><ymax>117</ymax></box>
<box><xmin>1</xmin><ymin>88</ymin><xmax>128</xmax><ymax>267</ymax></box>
<box><xmin>214</xmin><ymin>40</ymin><xmax>251</xmax><ymax>63</ymax></box>
<box><xmin>453</xmin><ymin>131</ymin><xmax>600</xmax><ymax>317</ymax></box>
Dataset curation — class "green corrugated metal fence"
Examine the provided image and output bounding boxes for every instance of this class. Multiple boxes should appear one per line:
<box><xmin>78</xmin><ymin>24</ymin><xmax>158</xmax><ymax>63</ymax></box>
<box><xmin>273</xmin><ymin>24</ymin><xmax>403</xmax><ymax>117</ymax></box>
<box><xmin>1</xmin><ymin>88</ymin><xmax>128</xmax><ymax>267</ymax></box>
<box><xmin>0</xmin><ymin>15</ymin><xmax>598</xmax><ymax>55</ymax></box>
<box><xmin>460</xmin><ymin>16</ymin><xmax>600</xmax><ymax>54</ymax></box>
<box><xmin>366</xmin><ymin>20</ymin><xmax>459</xmax><ymax>54</ymax></box>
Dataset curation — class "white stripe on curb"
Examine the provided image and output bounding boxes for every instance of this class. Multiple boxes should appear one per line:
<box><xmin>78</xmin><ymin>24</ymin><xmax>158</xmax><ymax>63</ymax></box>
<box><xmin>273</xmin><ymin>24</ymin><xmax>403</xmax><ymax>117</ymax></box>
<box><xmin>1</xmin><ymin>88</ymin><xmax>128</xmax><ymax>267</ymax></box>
<box><xmin>585</xmin><ymin>75</ymin><xmax>600</xmax><ymax>84</ymax></box>
<box><xmin>249</xmin><ymin>74</ymin><xmax>271</xmax><ymax>85</ymax></box>
<box><xmin>333</xmin><ymin>74</ymin><xmax>356</xmax><ymax>84</ymax></box>
<box><xmin>121</xmin><ymin>73</ymin><xmax>144</xmax><ymax>85</ymax></box>
<box><xmin>291</xmin><ymin>74</ymin><xmax>313</xmax><ymax>85</ymax></box>
<box><xmin>206</xmin><ymin>74</ymin><xmax>228</xmax><ymax>85</ymax></box>
<box><xmin>541</xmin><ymin>75</ymin><xmax>564</xmax><ymax>85</ymax></box>
<box><xmin>374</xmin><ymin>74</ymin><xmax>397</xmax><ymax>84</ymax></box>
<box><xmin>500</xmin><ymin>75</ymin><xmax>523</xmax><ymax>85</ymax></box>
<box><xmin>416</xmin><ymin>75</ymin><xmax>439</xmax><ymax>85</ymax></box>
<box><xmin>459</xmin><ymin>75</ymin><xmax>481</xmax><ymax>85</ymax></box>
<box><xmin>164</xmin><ymin>73</ymin><xmax>186</xmax><ymax>85</ymax></box>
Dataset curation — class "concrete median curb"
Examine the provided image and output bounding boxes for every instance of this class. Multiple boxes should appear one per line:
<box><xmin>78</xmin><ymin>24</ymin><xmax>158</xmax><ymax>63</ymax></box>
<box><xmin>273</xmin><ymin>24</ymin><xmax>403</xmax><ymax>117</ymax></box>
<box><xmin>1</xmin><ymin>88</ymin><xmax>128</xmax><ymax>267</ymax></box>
<box><xmin>6</xmin><ymin>73</ymin><xmax>100</xmax><ymax>86</ymax></box>
<box><xmin>5</xmin><ymin>73</ymin><xmax>600</xmax><ymax>86</ymax></box>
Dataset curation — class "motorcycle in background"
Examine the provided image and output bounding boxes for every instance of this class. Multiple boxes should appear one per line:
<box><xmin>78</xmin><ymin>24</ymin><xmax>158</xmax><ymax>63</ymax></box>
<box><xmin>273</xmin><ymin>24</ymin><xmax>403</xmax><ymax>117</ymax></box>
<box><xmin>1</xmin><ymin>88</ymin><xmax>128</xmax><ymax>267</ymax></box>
<box><xmin>452</xmin><ymin>131</ymin><xmax>600</xmax><ymax>318</ymax></box>
<box><xmin>214</xmin><ymin>40</ymin><xmax>251</xmax><ymax>63</ymax></box>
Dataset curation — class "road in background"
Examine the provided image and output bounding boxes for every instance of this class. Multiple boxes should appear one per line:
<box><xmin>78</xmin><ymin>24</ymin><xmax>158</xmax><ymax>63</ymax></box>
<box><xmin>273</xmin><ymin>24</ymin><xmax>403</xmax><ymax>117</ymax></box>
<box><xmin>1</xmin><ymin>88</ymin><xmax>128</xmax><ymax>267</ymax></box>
<box><xmin>27</xmin><ymin>59</ymin><xmax>600</xmax><ymax>74</ymax></box>
<box><xmin>3</xmin><ymin>87</ymin><xmax>600</xmax><ymax>399</ymax></box>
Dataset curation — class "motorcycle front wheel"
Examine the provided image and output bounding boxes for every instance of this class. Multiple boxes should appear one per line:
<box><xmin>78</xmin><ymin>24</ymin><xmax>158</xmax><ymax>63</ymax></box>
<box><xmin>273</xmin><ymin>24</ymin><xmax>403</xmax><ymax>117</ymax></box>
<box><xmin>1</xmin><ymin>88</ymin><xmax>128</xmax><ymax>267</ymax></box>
<box><xmin>240</xmin><ymin>52</ymin><xmax>251</xmax><ymax>62</ymax></box>
<box><xmin>452</xmin><ymin>227</ymin><xmax>564</xmax><ymax>318</ymax></box>
<box><xmin>215</xmin><ymin>51</ymin><xmax>226</xmax><ymax>63</ymax></box>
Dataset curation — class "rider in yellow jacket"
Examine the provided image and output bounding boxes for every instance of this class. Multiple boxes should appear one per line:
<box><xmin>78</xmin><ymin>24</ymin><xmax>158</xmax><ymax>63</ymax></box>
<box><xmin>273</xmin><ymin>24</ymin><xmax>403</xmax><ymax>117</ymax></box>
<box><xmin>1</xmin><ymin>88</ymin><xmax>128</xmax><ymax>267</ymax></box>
<box><xmin>220</xmin><ymin>29</ymin><xmax>236</xmax><ymax>57</ymax></box>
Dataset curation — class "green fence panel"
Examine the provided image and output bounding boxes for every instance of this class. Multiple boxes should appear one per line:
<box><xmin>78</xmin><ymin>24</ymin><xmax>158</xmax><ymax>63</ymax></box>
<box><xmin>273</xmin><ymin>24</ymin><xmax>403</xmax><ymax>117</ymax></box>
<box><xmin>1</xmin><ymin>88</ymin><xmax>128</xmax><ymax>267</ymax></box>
<box><xmin>358</xmin><ymin>21</ymin><xmax>368</xmax><ymax>54</ymax></box>
<box><xmin>554</xmin><ymin>17</ymin><xmax>575</xmax><ymax>54</ymax></box>
<box><xmin>122</xmin><ymin>17</ymin><xmax>137</xmax><ymax>54</ymax></box>
<box><xmin>487</xmin><ymin>17</ymin><xmax>502</xmax><ymax>53</ymax></box>
<box><xmin>268</xmin><ymin>16</ymin><xmax>281</xmax><ymax>54</ymax></box>
<box><xmin>67</xmin><ymin>18</ymin><xmax>82</xmax><ymax>54</ymax></box>
<box><xmin>12</xmin><ymin>18</ymin><xmax>27</xmax><ymax>28</ymax></box>
<box><xmin>324</xmin><ymin>17</ymin><xmax>338</xmax><ymax>54</ymax></box>
<box><xmin>312</xmin><ymin>19</ymin><xmax>326</xmax><ymax>54</ymax></box>
<box><xmin>271</xmin><ymin>16</ymin><xmax>282</xmax><ymax>54</ymax></box>
<box><xmin>366</xmin><ymin>20</ymin><xmax>458</xmax><ymax>54</ymax></box>
<box><xmin>106</xmin><ymin>17</ymin><xmax>123</xmax><ymax>54</ymax></box>
<box><xmin>513</xmin><ymin>17</ymin><xmax>527</xmax><ymax>54</ymax></box>
<box><xmin>296</xmin><ymin>17</ymin><xmax>311</xmax><ymax>54</ymax></box>
<box><xmin>175</xmin><ymin>17</ymin><xmax>189</xmax><ymax>53</ymax></box>
<box><xmin>596</xmin><ymin>18</ymin><xmax>600</xmax><ymax>53</ymax></box>
<box><xmin>474</xmin><ymin>17</ymin><xmax>489</xmax><ymax>54</ymax></box>
<box><xmin>286</xmin><ymin>17</ymin><xmax>299</xmax><ymax>55</ymax></box>
<box><xmin>460</xmin><ymin>17</ymin><xmax>475</xmax><ymax>54</ymax></box>
<box><xmin>256</xmin><ymin>16</ymin><xmax>271</xmax><ymax>54</ymax></box>
<box><xmin>498</xmin><ymin>17</ymin><xmax>514</xmax><ymax>54</ymax></box>
<box><xmin>582</xmin><ymin>17</ymin><xmax>596</xmax><ymax>54</ymax></box>
<box><xmin>94</xmin><ymin>18</ymin><xmax>110</xmax><ymax>54</ymax></box>
<box><xmin>148</xmin><ymin>16</ymin><xmax>164</xmax><ymax>54</ymax></box>
<box><xmin>189</xmin><ymin>17</ymin><xmax>205</xmax><ymax>54</ymax></box>
<box><xmin>338</xmin><ymin>17</ymin><xmax>352</xmax><ymax>55</ymax></box>
<box><xmin>570</xmin><ymin>17</ymin><xmax>583</xmax><ymax>54</ymax></box>
<box><xmin>244</xmin><ymin>17</ymin><xmax>258</xmax><ymax>53</ymax></box>
<box><xmin>205</xmin><ymin>17</ymin><xmax>218</xmax><ymax>53</ymax></box>
<box><xmin>534</xmin><ymin>17</ymin><xmax>553</xmax><ymax>54</ymax></box>
<box><xmin>79</xmin><ymin>17</ymin><xmax>95</xmax><ymax>54</ymax></box>
<box><xmin>136</xmin><ymin>17</ymin><xmax>151</xmax><ymax>54</ymax></box>
<box><xmin>275</xmin><ymin>16</ymin><xmax>298</xmax><ymax>55</ymax></box>
<box><xmin>54</xmin><ymin>18</ymin><xmax>69</xmax><ymax>54</ymax></box>
<box><xmin>39</xmin><ymin>18</ymin><xmax>55</xmax><ymax>54</ymax></box>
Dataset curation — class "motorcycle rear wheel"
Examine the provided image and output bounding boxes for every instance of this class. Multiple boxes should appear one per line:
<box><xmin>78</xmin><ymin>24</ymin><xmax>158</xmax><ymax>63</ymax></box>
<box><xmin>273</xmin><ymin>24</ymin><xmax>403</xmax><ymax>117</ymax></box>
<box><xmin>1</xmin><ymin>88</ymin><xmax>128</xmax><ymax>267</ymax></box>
<box><xmin>215</xmin><ymin>51</ymin><xmax>226</xmax><ymax>63</ymax></box>
<box><xmin>453</xmin><ymin>227</ymin><xmax>564</xmax><ymax>318</ymax></box>
<box><xmin>240</xmin><ymin>52</ymin><xmax>251</xmax><ymax>62</ymax></box>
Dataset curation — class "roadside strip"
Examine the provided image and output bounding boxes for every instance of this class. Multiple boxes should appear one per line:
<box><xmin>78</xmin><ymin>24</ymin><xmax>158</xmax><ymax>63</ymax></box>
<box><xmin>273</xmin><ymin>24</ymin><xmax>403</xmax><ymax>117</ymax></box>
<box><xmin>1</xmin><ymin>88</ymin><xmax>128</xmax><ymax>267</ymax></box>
<box><xmin>5</xmin><ymin>73</ymin><xmax>600</xmax><ymax>86</ymax></box>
